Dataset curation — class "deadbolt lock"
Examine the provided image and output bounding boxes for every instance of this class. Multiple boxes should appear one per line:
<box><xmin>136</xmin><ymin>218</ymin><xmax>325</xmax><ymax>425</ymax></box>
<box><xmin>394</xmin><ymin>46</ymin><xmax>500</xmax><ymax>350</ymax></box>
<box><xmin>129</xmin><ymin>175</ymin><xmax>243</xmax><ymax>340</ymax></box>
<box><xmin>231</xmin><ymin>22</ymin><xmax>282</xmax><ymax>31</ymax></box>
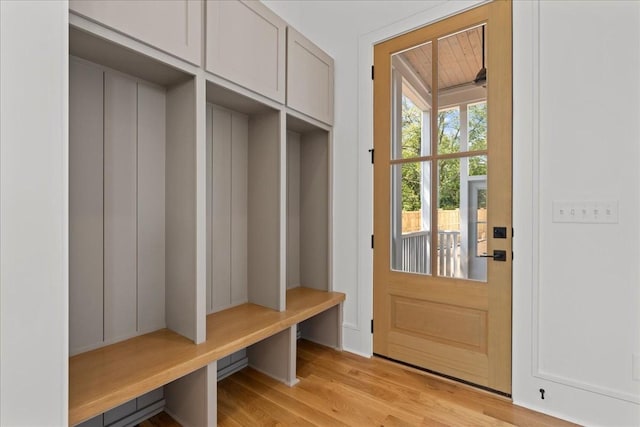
<box><xmin>493</xmin><ymin>227</ymin><xmax>507</xmax><ymax>239</ymax></box>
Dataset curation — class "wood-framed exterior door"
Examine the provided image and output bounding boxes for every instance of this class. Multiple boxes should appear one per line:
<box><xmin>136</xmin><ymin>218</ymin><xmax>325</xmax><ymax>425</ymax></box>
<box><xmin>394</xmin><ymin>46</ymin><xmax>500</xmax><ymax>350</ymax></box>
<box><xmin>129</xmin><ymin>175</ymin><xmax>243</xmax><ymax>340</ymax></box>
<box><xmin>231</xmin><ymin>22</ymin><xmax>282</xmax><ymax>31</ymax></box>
<box><xmin>373</xmin><ymin>1</ymin><xmax>512</xmax><ymax>394</ymax></box>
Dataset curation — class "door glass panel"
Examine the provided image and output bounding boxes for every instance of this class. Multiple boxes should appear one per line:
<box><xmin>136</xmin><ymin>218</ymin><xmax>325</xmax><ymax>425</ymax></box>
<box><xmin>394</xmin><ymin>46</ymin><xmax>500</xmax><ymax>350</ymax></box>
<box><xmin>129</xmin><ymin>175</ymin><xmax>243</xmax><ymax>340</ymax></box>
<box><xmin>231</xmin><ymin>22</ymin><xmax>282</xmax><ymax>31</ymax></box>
<box><xmin>388</xmin><ymin>23</ymin><xmax>490</xmax><ymax>282</ymax></box>
<box><xmin>468</xmin><ymin>101</ymin><xmax>487</xmax><ymax>151</ymax></box>
<box><xmin>391</xmin><ymin>42</ymin><xmax>432</xmax><ymax>160</ymax></box>
<box><xmin>474</xmin><ymin>187</ymin><xmax>488</xmax><ymax>258</ymax></box>
<box><xmin>391</xmin><ymin>161</ymin><xmax>431</xmax><ymax>275</ymax></box>
<box><xmin>469</xmin><ymin>154</ymin><xmax>487</xmax><ymax>176</ymax></box>
<box><xmin>437</xmin><ymin>107</ymin><xmax>460</xmax><ymax>154</ymax></box>
<box><xmin>437</xmin><ymin>26</ymin><xmax>486</xmax><ymax>154</ymax></box>
<box><xmin>433</xmin><ymin>23</ymin><xmax>488</xmax><ymax>281</ymax></box>
<box><xmin>469</xmin><ymin>181</ymin><xmax>487</xmax><ymax>281</ymax></box>
<box><xmin>437</xmin><ymin>157</ymin><xmax>488</xmax><ymax>281</ymax></box>
<box><xmin>437</xmin><ymin>157</ymin><xmax>461</xmax><ymax>278</ymax></box>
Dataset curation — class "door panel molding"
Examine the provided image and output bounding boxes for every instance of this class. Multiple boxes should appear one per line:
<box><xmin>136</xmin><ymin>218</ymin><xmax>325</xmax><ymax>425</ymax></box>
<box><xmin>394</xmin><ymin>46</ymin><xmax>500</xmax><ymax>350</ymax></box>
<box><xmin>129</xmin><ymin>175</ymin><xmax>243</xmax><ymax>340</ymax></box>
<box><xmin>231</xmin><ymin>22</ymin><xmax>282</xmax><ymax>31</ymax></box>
<box><xmin>391</xmin><ymin>295</ymin><xmax>488</xmax><ymax>352</ymax></box>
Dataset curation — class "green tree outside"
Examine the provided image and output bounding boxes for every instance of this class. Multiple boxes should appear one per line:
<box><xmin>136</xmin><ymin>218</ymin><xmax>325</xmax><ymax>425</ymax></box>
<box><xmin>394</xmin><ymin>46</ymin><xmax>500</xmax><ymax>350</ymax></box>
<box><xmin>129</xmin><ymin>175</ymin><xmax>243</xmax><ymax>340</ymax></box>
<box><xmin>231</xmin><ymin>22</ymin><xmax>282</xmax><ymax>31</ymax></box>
<box><xmin>400</xmin><ymin>97</ymin><xmax>487</xmax><ymax>212</ymax></box>
<box><xmin>400</xmin><ymin>97</ymin><xmax>422</xmax><ymax>211</ymax></box>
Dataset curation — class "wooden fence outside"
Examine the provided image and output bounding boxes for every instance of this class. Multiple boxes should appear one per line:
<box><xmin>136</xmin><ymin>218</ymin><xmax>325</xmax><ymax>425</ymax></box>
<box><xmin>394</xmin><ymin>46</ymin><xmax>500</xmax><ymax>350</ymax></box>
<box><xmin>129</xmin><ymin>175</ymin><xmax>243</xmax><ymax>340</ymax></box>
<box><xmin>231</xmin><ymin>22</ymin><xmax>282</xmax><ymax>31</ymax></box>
<box><xmin>402</xmin><ymin>209</ymin><xmax>487</xmax><ymax>236</ymax></box>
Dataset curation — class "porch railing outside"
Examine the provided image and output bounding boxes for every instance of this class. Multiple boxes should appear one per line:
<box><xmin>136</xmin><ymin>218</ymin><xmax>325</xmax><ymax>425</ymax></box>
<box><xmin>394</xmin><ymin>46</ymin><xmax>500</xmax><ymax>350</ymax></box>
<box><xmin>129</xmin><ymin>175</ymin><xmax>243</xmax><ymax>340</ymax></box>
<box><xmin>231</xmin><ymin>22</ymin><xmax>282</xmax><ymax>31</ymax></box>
<box><xmin>400</xmin><ymin>231</ymin><xmax>430</xmax><ymax>274</ymax></box>
<box><xmin>400</xmin><ymin>230</ymin><xmax>461</xmax><ymax>277</ymax></box>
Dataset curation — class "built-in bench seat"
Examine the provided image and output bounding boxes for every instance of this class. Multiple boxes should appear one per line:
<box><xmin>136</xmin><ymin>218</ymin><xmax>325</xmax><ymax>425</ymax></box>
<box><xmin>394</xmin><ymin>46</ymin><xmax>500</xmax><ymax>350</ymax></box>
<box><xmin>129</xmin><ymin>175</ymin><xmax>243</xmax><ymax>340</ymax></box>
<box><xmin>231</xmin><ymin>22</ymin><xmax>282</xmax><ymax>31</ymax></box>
<box><xmin>69</xmin><ymin>287</ymin><xmax>345</xmax><ymax>426</ymax></box>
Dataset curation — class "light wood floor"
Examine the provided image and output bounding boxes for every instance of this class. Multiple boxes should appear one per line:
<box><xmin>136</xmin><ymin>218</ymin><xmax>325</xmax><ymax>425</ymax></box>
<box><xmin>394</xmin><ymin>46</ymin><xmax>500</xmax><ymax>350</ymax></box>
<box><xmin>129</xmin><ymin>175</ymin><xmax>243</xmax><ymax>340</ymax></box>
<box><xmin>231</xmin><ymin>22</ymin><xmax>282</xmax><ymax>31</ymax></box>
<box><xmin>142</xmin><ymin>340</ymin><xmax>578</xmax><ymax>426</ymax></box>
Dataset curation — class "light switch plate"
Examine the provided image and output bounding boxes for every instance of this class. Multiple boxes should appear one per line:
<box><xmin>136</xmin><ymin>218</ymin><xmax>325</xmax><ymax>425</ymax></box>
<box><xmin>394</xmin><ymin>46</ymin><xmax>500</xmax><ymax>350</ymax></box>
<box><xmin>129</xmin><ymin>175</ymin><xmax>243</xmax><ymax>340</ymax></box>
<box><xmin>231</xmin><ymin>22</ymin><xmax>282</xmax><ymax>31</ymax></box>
<box><xmin>552</xmin><ymin>201</ymin><xmax>618</xmax><ymax>224</ymax></box>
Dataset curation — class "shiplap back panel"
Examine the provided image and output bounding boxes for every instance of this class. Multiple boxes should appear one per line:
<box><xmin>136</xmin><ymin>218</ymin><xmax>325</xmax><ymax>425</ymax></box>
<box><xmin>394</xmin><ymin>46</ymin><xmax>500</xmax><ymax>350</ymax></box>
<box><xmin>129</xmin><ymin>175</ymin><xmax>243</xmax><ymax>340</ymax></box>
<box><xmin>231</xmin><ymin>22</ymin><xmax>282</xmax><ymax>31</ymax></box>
<box><xmin>248</xmin><ymin>112</ymin><xmax>282</xmax><ymax>311</ymax></box>
<box><xmin>300</xmin><ymin>130</ymin><xmax>329</xmax><ymax>291</ymax></box>
<box><xmin>69</xmin><ymin>58</ymin><xmax>167</xmax><ymax>354</ymax></box>
<box><xmin>210</xmin><ymin>106</ymin><xmax>233</xmax><ymax>312</ymax></box>
<box><xmin>137</xmin><ymin>82</ymin><xmax>166</xmax><ymax>334</ymax></box>
<box><xmin>230</xmin><ymin>113</ymin><xmax>249</xmax><ymax>306</ymax></box>
<box><xmin>103</xmin><ymin>71</ymin><xmax>138</xmax><ymax>343</ymax></box>
<box><xmin>206</xmin><ymin>105</ymin><xmax>213</xmax><ymax>314</ymax></box>
<box><xmin>286</xmin><ymin>131</ymin><xmax>301</xmax><ymax>289</ymax></box>
<box><xmin>207</xmin><ymin>104</ymin><xmax>249</xmax><ymax>313</ymax></box>
<box><xmin>69</xmin><ymin>58</ymin><xmax>104</xmax><ymax>354</ymax></box>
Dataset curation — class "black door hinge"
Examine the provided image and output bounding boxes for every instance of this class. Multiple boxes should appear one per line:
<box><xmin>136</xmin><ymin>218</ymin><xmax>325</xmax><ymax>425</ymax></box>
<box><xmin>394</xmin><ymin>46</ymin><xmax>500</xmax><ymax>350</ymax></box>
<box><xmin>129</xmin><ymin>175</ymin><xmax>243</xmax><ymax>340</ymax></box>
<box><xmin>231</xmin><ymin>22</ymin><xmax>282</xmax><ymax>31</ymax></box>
<box><xmin>371</xmin><ymin>234</ymin><xmax>374</xmax><ymax>249</ymax></box>
<box><xmin>371</xmin><ymin>319</ymin><xmax>374</xmax><ymax>334</ymax></box>
<box><xmin>512</xmin><ymin>227</ymin><xmax>515</xmax><ymax>238</ymax></box>
<box><xmin>371</xmin><ymin>65</ymin><xmax>374</xmax><ymax>80</ymax></box>
<box><xmin>368</xmin><ymin>148</ymin><xmax>374</xmax><ymax>164</ymax></box>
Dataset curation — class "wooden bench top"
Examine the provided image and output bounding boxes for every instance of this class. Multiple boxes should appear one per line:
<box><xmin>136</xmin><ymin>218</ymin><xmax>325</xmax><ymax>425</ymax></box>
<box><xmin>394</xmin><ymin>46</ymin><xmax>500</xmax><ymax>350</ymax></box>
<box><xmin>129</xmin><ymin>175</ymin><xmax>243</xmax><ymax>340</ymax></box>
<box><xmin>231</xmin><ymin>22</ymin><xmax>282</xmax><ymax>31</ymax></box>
<box><xmin>69</xmin><ymin>287</ymin><xmax>345</xmax><ymax>426</ymax></box>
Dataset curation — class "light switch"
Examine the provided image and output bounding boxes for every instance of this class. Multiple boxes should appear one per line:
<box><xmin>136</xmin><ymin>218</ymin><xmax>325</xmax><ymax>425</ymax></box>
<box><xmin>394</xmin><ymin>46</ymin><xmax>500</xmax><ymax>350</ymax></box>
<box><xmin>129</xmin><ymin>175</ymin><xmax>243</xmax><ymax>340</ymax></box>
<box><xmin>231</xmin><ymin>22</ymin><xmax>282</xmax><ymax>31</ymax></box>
<box><xmin>552</xmin><ymin>201</ymin><xmax>618</xmax><ymax>224</ymax></box>
<box><xmin>600</xmin><ymin>201</ymin><xmax>619</xmax><ymax>224</ymax></box>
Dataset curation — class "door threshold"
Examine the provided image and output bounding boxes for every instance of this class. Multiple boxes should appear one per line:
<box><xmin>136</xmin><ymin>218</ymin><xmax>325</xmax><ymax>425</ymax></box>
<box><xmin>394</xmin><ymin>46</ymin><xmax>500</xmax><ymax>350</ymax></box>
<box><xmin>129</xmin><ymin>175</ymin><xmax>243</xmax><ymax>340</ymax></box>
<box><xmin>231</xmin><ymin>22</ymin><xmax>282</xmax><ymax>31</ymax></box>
<box><xmin>373</xmin><ymin>353</ymin><xmax>512</xmax><ymax>400</ymax></box>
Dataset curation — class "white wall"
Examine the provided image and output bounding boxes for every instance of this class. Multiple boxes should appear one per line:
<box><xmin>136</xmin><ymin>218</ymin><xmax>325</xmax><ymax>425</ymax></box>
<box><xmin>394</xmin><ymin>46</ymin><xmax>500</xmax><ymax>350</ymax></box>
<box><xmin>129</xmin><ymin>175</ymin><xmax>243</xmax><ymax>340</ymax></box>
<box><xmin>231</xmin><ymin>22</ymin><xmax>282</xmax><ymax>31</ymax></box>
<box><xmin>265</xmin><ymin>0</ymin><xmax>640</xmax><ymax>425</ymax></box>
<box><xmin>512</xmin><ymin>2</ymin><xmax>640</xmax><ymax>426</ymax></box>
<box><xmin>0</xmin><ymin>1</ymin><xmax>69</xmax><ymax>425</ymax></box>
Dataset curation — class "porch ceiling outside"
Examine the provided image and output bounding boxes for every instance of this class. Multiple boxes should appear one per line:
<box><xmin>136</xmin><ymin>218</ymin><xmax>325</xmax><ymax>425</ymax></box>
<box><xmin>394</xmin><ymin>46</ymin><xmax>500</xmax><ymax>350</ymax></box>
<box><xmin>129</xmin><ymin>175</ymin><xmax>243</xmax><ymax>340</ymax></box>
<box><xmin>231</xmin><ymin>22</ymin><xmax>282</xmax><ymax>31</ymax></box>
<box><xmin>398</xmin><ymin>25</ymin><xmax>485</xmax><ymax>94</ymax></box>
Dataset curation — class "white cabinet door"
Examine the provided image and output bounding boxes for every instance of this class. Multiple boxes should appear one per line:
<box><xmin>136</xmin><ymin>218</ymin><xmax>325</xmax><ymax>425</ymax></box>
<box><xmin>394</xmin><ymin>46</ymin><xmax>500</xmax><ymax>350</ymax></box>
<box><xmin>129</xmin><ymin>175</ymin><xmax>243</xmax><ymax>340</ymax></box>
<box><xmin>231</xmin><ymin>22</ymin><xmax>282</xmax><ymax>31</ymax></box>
<box><xmin>286</xmin><ymin>28</ymin><xmax>334</xmax><ymax>125</ymax></box>
<box><xmin>69</xmin><ymin>0</ymin><xmax>203</xmax><ymax>65</ymax></box>
<box><xmin>206</xmin><ymin>0</ymin><xmax>286</xmax><ymax>103</ymax></box>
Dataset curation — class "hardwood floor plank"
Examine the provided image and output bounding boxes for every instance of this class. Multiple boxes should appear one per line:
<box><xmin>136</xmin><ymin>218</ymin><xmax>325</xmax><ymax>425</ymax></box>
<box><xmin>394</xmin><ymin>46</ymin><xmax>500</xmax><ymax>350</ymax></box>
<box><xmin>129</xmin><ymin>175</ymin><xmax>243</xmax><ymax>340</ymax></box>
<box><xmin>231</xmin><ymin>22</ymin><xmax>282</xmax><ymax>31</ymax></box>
<box><xmin>237</xmin><ymin>368</ymin><xmax>352</xmax><ymax>427</ymax></box>
<box><xmin>231</xmin><ymin>370</ymin><xmax>349</xmax><ymax>427</ymax></box>
<box><xmin>143</xmin><ymin>340</ymin><xmax>578</xmax><ymax>427</ymax></box>
<box><xmin>219</xmin><ymin>377</ymin><xmax>314</xmax><ymax>426</ymax></box>
<box><xmin>382</xmin><ymin>414</ymin><xmax>423</xmax><ymax>427</ymax></box>
<box><xmin>297</xmin><ymin>341</ymin><xmax>576</xmax><ymax>427</ymax></box>
<box><xmin>245</xmin><ymin>368</ymin><xmax>393</xmax><ymax>426</ymax></box>
<box><xmin>299</xmin><ymin>373</ymin><xmax>426</xmax><ymax>426</ymax></box>
<box><xmin>297</xmin><ymin>361</ymin><xmax>512</xmax><ymax>426</ymax></box>
<box><xmin>217</xmin><ymin>385</ymin><xmax>260</xmax><ymax>427</ymax></box>
<box><xmin>216</xmin><ymin>409</ymin><xmax>244</xmax><ymax>427</ymax></box>
<box><xmin>297</xmin><ymin>346</ymin><xmax>516</xmax><ymax>426</ymax></box>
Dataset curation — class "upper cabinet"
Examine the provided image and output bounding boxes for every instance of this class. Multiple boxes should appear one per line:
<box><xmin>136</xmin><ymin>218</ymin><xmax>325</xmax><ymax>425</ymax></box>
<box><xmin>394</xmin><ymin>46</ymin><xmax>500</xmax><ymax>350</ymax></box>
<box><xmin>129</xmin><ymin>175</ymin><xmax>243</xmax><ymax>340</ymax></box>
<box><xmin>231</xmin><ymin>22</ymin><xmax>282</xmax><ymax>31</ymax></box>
<box><xmin>206</xmin><ymin>0</ymin><xmax>286</xmax><ymax>103</ymax></box>
<box><xmin>69</xmin><ymin>0</ymin><xmax>203</xmax><ymax>65</ymax></box>
<box><xmin>286</xmin><ymin>28</ymin><xmax>334</xmax><ymax>125</ymax></box>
